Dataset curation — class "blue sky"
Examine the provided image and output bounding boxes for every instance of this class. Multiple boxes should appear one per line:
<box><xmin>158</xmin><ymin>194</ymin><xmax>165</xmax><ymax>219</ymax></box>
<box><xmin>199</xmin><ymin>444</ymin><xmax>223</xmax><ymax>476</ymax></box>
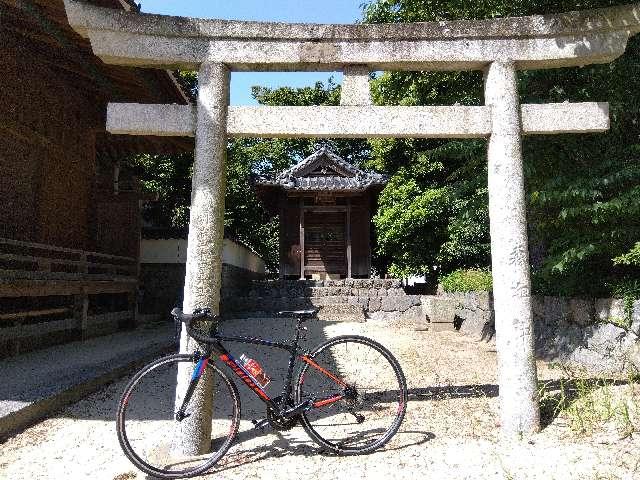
<box><xmin>140</xmin><ymin>1</ymin><xmax>366</xmax><ymax>105</ymax></box>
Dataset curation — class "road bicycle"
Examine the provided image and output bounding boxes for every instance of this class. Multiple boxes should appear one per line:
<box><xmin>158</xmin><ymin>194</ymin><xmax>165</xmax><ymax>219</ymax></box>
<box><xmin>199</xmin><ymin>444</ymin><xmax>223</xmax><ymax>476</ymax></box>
<box><xmin>116</xmin><ymin>307</ymin><xmax>408</xmax><ymax>478</ymax></box>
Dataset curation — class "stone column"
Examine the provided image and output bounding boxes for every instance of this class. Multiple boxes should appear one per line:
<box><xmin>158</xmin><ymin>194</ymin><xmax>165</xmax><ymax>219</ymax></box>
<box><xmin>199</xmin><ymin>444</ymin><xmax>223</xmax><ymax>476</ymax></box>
<box><xmin>484</xmin><ymin>61</ymin><xmax>540</xmax><ymax>437</ymax></box>
<box><xmin>175</xmin><ymin>62</ymin><xmax>230</xmax><ymax>456</ymax></box>
<box><xmin>340</xmin><ymin>65</ymin><xmax>372</xmax><ymax>106</ymax></box>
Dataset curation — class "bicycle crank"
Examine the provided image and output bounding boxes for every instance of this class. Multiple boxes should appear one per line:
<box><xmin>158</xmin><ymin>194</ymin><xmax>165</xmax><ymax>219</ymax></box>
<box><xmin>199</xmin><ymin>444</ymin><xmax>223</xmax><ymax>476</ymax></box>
<box><xmin>349</xmin><ymin>411</ymin><xmax>365</xmax><ymax>424</ymax></box>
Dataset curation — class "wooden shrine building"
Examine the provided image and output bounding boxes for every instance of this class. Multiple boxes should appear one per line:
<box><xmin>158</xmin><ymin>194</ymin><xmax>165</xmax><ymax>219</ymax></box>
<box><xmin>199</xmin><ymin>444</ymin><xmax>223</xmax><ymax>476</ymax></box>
<box><xmin>0</xmin><ymin>0</ymin><xmax>192</xmax><ymax>357</ymax></box>
<box><xmin>256</xmin><ymin>148</ymin><xmax>387</xmax><ymax>279</ymax></box>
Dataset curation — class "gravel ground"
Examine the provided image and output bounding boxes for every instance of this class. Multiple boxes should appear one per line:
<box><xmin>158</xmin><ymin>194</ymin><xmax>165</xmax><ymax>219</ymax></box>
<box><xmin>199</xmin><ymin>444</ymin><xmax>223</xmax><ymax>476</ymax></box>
<box><xmin>1</xmin><ymin>317</ymin><xmax>639</xmax><ymax>480</ymax></box>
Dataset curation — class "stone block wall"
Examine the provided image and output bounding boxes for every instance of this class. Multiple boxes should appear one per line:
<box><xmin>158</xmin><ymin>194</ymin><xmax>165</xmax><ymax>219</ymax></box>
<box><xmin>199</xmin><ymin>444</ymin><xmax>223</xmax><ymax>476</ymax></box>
<box><xmin>532</xmin><ymin>296</ymin><xmax>640</xmax><ymax>374</ymax></box>
<box><xmin>437</xmin><ymin>292</ymin><xmax>640</xmax><ymax>374</ymax></box>
<box><xmin>222</xmin><ymin>278</ymin><xmax>423</xmax><ymax>320</ymax></box>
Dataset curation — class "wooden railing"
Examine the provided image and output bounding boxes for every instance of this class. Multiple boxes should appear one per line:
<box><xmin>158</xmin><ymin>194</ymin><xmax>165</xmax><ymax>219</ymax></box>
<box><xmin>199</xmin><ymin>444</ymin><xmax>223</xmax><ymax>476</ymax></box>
<box><xmin>0</xmin><ymin>238</ymin><xmax>139</xmax><ymax>358</ymax></box>
<box><xmin>0</xmin><ymin>237</ymin><xmax>137</xmax><ymax>279</ymax></box>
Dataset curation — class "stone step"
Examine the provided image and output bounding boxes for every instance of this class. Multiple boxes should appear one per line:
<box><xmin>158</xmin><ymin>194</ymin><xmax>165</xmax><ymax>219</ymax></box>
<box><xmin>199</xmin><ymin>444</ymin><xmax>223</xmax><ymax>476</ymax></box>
<box><xmin>318</xmin><ymin>304</ymin><xmax>365</xmax><ymax>322</ymax></box>
<box><xmin>224</xmin><ymin>303</ymin><xmax>365</xmax><ymax>322</ymax></box>
<box><xmin>242</xmin><ymin>279</ymin><xmax>408</xmax><ymax>299</ymax></box>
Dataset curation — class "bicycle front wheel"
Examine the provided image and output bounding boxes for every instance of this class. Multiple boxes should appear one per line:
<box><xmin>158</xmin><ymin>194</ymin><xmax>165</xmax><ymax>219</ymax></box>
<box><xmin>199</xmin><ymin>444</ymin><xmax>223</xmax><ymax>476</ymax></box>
<box><xmin>116</xmin><ymin>354</ymin><xmax>240</xmax><ymax>479</ymax></box>
<box><xmin>295</xmin><ymin>335</ymin><xmax>408</xmax><ymax>455</ymax></box>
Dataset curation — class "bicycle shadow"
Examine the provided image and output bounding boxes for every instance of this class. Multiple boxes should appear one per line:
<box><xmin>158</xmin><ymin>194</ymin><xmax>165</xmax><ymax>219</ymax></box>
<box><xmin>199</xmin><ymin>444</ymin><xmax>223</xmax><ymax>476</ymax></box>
<box><xmin>143</xmin><ymin>427</ymin><xmax>435</xmax><ymax>478</ymax></box>
<box><xmin>212</xmin><ymin>429</ymin><xmax>435</xmax><ymax>474</ymax></box>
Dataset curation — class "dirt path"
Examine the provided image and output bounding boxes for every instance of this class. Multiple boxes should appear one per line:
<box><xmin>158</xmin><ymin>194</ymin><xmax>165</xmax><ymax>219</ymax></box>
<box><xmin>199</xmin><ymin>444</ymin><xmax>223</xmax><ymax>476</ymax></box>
<box><xmin>1</xmin><ymin>318</ymin><xmax>638</xmax><ymax>480</ymax></box>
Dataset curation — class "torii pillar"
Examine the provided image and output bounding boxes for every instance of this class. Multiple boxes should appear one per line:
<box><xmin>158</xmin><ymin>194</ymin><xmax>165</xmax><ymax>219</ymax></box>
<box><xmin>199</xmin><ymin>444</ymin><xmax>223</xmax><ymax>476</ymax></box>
<box><xmin>175</xmin><ymin>62</ymin><xmax>230</xmax><ymax>454</ymax></box>
<box><xmin>484</xmin><ymin>62</ymin><xmax>539</xmax><ymax>434</ymax></box>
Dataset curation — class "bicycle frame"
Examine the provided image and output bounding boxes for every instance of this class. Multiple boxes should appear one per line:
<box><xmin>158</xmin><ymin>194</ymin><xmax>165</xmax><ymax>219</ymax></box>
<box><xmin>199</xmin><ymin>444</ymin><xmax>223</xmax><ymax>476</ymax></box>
<box><xmin>177</xmin><ymin>321</ymin><xmax>347</xmax><ymax>420</ymax></box>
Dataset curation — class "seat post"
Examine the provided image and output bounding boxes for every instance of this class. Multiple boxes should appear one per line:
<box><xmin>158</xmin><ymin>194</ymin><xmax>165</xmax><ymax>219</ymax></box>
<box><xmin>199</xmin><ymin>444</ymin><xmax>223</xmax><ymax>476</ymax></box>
<box><xmin>293</xmin><ymin>315</ymin><xmax>305</xmax><ymax>343</ymax></box>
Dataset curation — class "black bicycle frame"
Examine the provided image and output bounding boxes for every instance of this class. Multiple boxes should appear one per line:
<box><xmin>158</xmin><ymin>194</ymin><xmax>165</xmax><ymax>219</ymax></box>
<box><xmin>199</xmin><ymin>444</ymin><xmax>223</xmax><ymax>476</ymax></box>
<box><xmin>177</xmin><ymin>320</ymin><xmax>346</xmax><ymax>419</ymax></box>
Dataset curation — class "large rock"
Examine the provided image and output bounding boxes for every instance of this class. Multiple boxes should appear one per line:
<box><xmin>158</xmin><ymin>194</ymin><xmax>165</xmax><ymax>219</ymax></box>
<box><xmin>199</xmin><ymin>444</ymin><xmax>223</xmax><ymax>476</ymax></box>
<box><xmin>436</xmin><ymin>292</ymin><xmax>494</xmax><ymax>339</ymax></box>
<box><xmin>369</xmin><ymin>305</ymin><xmax>424</xmax><ymax>323</ymax></box>
<box><xmin>595</xmin><ymin>298</ymin><xmax>626</xmax><ymax>324</ymax></box>
<box><xmin>420</xmin><ymin>295</ymin><xmax>456</xmax><ymax>331</ymax></box>
<box><xmin>627</xmin><ymin>342</ymin><xmax>640</xmax><ymax>371</ymax></box>
<box><xmin>631</xmin><ymin>301</ymin><xmax>640</xmax><ymax>336</ymax></box>
<box><xmin>381</xmin><ymin>295</ymin><xmax>419</xmax><ymax>313</ymax></box>
<box><xmin>368</xmin><ymin>297</ymin><xmax>381</xmax><ymax>312</ymax></box>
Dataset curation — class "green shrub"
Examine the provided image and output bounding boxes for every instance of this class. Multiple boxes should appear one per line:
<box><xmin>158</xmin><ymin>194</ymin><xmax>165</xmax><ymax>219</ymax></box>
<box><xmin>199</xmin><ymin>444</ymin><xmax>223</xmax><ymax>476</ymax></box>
<box><xmin>440</xmin><ymin>268</ymin><xmax>493</xmax><ymax>293</ymax></box>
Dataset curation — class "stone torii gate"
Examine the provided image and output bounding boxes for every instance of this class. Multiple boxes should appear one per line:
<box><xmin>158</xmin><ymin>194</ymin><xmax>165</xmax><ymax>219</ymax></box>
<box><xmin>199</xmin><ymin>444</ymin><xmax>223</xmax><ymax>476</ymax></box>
<box><xmin>64</xmin><ymin>0</ymin><xmax>640</xmax><ymax>451</ymax></box>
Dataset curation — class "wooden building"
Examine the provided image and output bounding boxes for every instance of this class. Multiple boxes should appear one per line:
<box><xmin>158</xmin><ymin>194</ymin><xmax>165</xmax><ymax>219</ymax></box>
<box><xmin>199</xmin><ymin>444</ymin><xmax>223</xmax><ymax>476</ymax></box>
<box><xmin>256</xmin><ymin>148</ymin><xmax>387</xmax><ymax>279</ymax></box>
<box><xmin>0</xmin><ymin>0</ymin><xmax>192</xmax><ymax>357</ymax></box>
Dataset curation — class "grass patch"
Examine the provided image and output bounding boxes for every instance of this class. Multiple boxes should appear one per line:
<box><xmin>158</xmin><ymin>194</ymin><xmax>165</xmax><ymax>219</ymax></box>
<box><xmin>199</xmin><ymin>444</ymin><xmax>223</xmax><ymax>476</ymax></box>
<box><xmin>539</xmin><ymin>366</ymin><xmax>640</xmax><ymax>437</ymax></box>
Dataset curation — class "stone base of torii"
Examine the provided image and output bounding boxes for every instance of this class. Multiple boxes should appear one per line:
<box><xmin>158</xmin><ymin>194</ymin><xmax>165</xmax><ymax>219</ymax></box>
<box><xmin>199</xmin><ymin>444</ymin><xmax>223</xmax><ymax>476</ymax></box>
<box><xmin>63</xmin><ymin>0</ymin><xmax>640</xmax><ymax>452</ymax></box>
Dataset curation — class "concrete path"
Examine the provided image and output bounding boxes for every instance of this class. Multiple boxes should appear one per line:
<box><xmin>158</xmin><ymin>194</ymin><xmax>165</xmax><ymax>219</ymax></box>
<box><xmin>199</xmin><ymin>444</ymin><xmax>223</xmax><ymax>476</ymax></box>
<box><xmin>0</xmin><ymin>322</ymin><xmax>174</xmax><ymax>440</ymax></box>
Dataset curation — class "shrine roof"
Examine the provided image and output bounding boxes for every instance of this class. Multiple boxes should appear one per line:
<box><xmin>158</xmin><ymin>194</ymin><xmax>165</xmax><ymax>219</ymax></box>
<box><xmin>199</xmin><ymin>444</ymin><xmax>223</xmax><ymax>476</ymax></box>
<box><xmin>255</xmin><ymin>148</ymin><xmax>388</xmax><ymax>193</ymax></box>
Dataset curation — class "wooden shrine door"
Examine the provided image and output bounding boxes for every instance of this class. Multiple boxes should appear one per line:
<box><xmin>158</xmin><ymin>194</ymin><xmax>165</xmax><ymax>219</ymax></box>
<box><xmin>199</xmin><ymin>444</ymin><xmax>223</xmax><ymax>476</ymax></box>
<box><xmin>303</xmin><ymin>210</ymin><xmax>346</xmax><ymax>278</ymax></box>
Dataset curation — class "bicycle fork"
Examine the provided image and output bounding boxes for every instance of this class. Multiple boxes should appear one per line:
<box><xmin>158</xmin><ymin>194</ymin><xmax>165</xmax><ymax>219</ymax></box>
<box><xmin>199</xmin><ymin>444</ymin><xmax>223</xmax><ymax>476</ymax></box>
<box><xmin>175</xmin><ymin>355</ymin><xmax>209</xmax><ymax>422</ymax></box>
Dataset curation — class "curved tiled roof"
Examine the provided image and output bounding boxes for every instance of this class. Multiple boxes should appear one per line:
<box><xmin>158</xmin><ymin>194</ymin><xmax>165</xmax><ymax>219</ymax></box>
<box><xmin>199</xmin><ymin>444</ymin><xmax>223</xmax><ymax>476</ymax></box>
<box><xmin>256</xmin><ymin>148</ymin><xmax>387</xmax><ymax>193</ymax></box>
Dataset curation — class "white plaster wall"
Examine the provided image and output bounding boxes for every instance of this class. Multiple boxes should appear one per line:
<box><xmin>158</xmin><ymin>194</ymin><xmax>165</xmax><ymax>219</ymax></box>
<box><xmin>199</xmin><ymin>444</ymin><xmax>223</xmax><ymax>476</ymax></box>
<box><xmin>140</xmin><ymin>238</ymin><xmax>265</xmax><ymax>273</ymax></box>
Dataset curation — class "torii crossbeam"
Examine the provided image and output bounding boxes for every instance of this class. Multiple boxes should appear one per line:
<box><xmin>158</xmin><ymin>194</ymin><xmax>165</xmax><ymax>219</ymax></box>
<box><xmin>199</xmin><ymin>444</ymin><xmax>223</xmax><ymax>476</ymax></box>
<box><xmin>63</xmin><ymin>0</ymin><xmax>640</xmax><ymax>452</ymax></box>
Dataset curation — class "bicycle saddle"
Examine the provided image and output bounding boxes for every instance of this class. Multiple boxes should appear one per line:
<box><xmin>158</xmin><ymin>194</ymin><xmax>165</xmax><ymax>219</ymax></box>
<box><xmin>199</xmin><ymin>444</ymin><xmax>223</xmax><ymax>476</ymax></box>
<box><xmin>276</xmin><ymin>308</ymin><xmax>319</xmax><ymax>319</ymax></box>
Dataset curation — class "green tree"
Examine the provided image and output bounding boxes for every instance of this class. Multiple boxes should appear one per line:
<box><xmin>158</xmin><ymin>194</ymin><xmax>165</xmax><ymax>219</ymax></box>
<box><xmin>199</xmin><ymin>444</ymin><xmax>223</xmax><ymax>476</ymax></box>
<box><xmin>520</xmin><ymin>38</ymin><xmax>640</xmax><ymax>296</ymax></box>
<box><xmin>363</xmin><ymin>0</ymin><xmax>640</xmax><ymax>295</ymax></box>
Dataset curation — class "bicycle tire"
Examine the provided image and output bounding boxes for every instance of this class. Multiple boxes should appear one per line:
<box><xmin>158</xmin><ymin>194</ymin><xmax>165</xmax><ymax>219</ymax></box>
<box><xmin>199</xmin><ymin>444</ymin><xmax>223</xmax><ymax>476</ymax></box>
<box><xmin>116</xmin><ymin>353</ymin><xmax>240</xmax><ymax>479</ymax></box>
<box><xmin>295</xmin><ymin>335</ymin><xmax>408</xmax><ymax>455</ymax></box>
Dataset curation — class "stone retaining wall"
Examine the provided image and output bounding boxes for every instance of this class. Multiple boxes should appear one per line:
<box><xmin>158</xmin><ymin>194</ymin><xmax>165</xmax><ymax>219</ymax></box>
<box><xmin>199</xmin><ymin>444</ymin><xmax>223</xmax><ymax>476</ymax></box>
<box><xmin>222</xmin><ymin>279</ymin><xmax>423</xmax><ymax>321</ymax></box>
<box><xmin>435</xmin><ymin>292</ymin><xmax>640</xmax><ymax>374</ymax></box>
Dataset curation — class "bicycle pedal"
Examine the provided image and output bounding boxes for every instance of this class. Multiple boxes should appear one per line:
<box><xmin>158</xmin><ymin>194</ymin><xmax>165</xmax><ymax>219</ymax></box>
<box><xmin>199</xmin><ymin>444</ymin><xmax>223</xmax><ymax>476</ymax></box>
<box><xmin>175</xmin><ymin>411</ymin><xmax>191</xmax><ymax>422</ymax></box>
<box><xmin>251</xmin><ymin>418</ymin><xmax>269</xmax><ymax>430</ymax></box>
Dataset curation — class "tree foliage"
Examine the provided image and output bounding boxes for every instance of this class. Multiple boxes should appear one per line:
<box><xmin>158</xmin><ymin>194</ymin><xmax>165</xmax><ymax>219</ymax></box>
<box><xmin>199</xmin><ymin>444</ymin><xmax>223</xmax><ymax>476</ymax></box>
<box><xmin>362</xmin><ymin>0</ymin><xmax>640</xmax><ymax>295</ymax></box>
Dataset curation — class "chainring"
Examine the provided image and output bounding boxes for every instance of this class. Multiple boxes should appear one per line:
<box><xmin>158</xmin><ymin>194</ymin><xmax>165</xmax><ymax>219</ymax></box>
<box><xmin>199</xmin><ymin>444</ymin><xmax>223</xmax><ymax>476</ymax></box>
<box><xmin>266</xmin><ymin>398</ymin><xmax>299</xmax><ymax>431</ymax></box>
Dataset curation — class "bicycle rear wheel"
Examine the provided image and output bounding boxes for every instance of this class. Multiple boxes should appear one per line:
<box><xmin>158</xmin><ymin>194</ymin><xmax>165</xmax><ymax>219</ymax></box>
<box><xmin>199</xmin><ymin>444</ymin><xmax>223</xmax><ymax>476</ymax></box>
<box><xmin>295</xmin><ymin>335</ymin><xmax>407</xmax><ymax>455</ymax></box>
<box><xmin>116</xmin><ymin>354</ymin><xmax>240</xmax><ymax>479</ymax></box>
